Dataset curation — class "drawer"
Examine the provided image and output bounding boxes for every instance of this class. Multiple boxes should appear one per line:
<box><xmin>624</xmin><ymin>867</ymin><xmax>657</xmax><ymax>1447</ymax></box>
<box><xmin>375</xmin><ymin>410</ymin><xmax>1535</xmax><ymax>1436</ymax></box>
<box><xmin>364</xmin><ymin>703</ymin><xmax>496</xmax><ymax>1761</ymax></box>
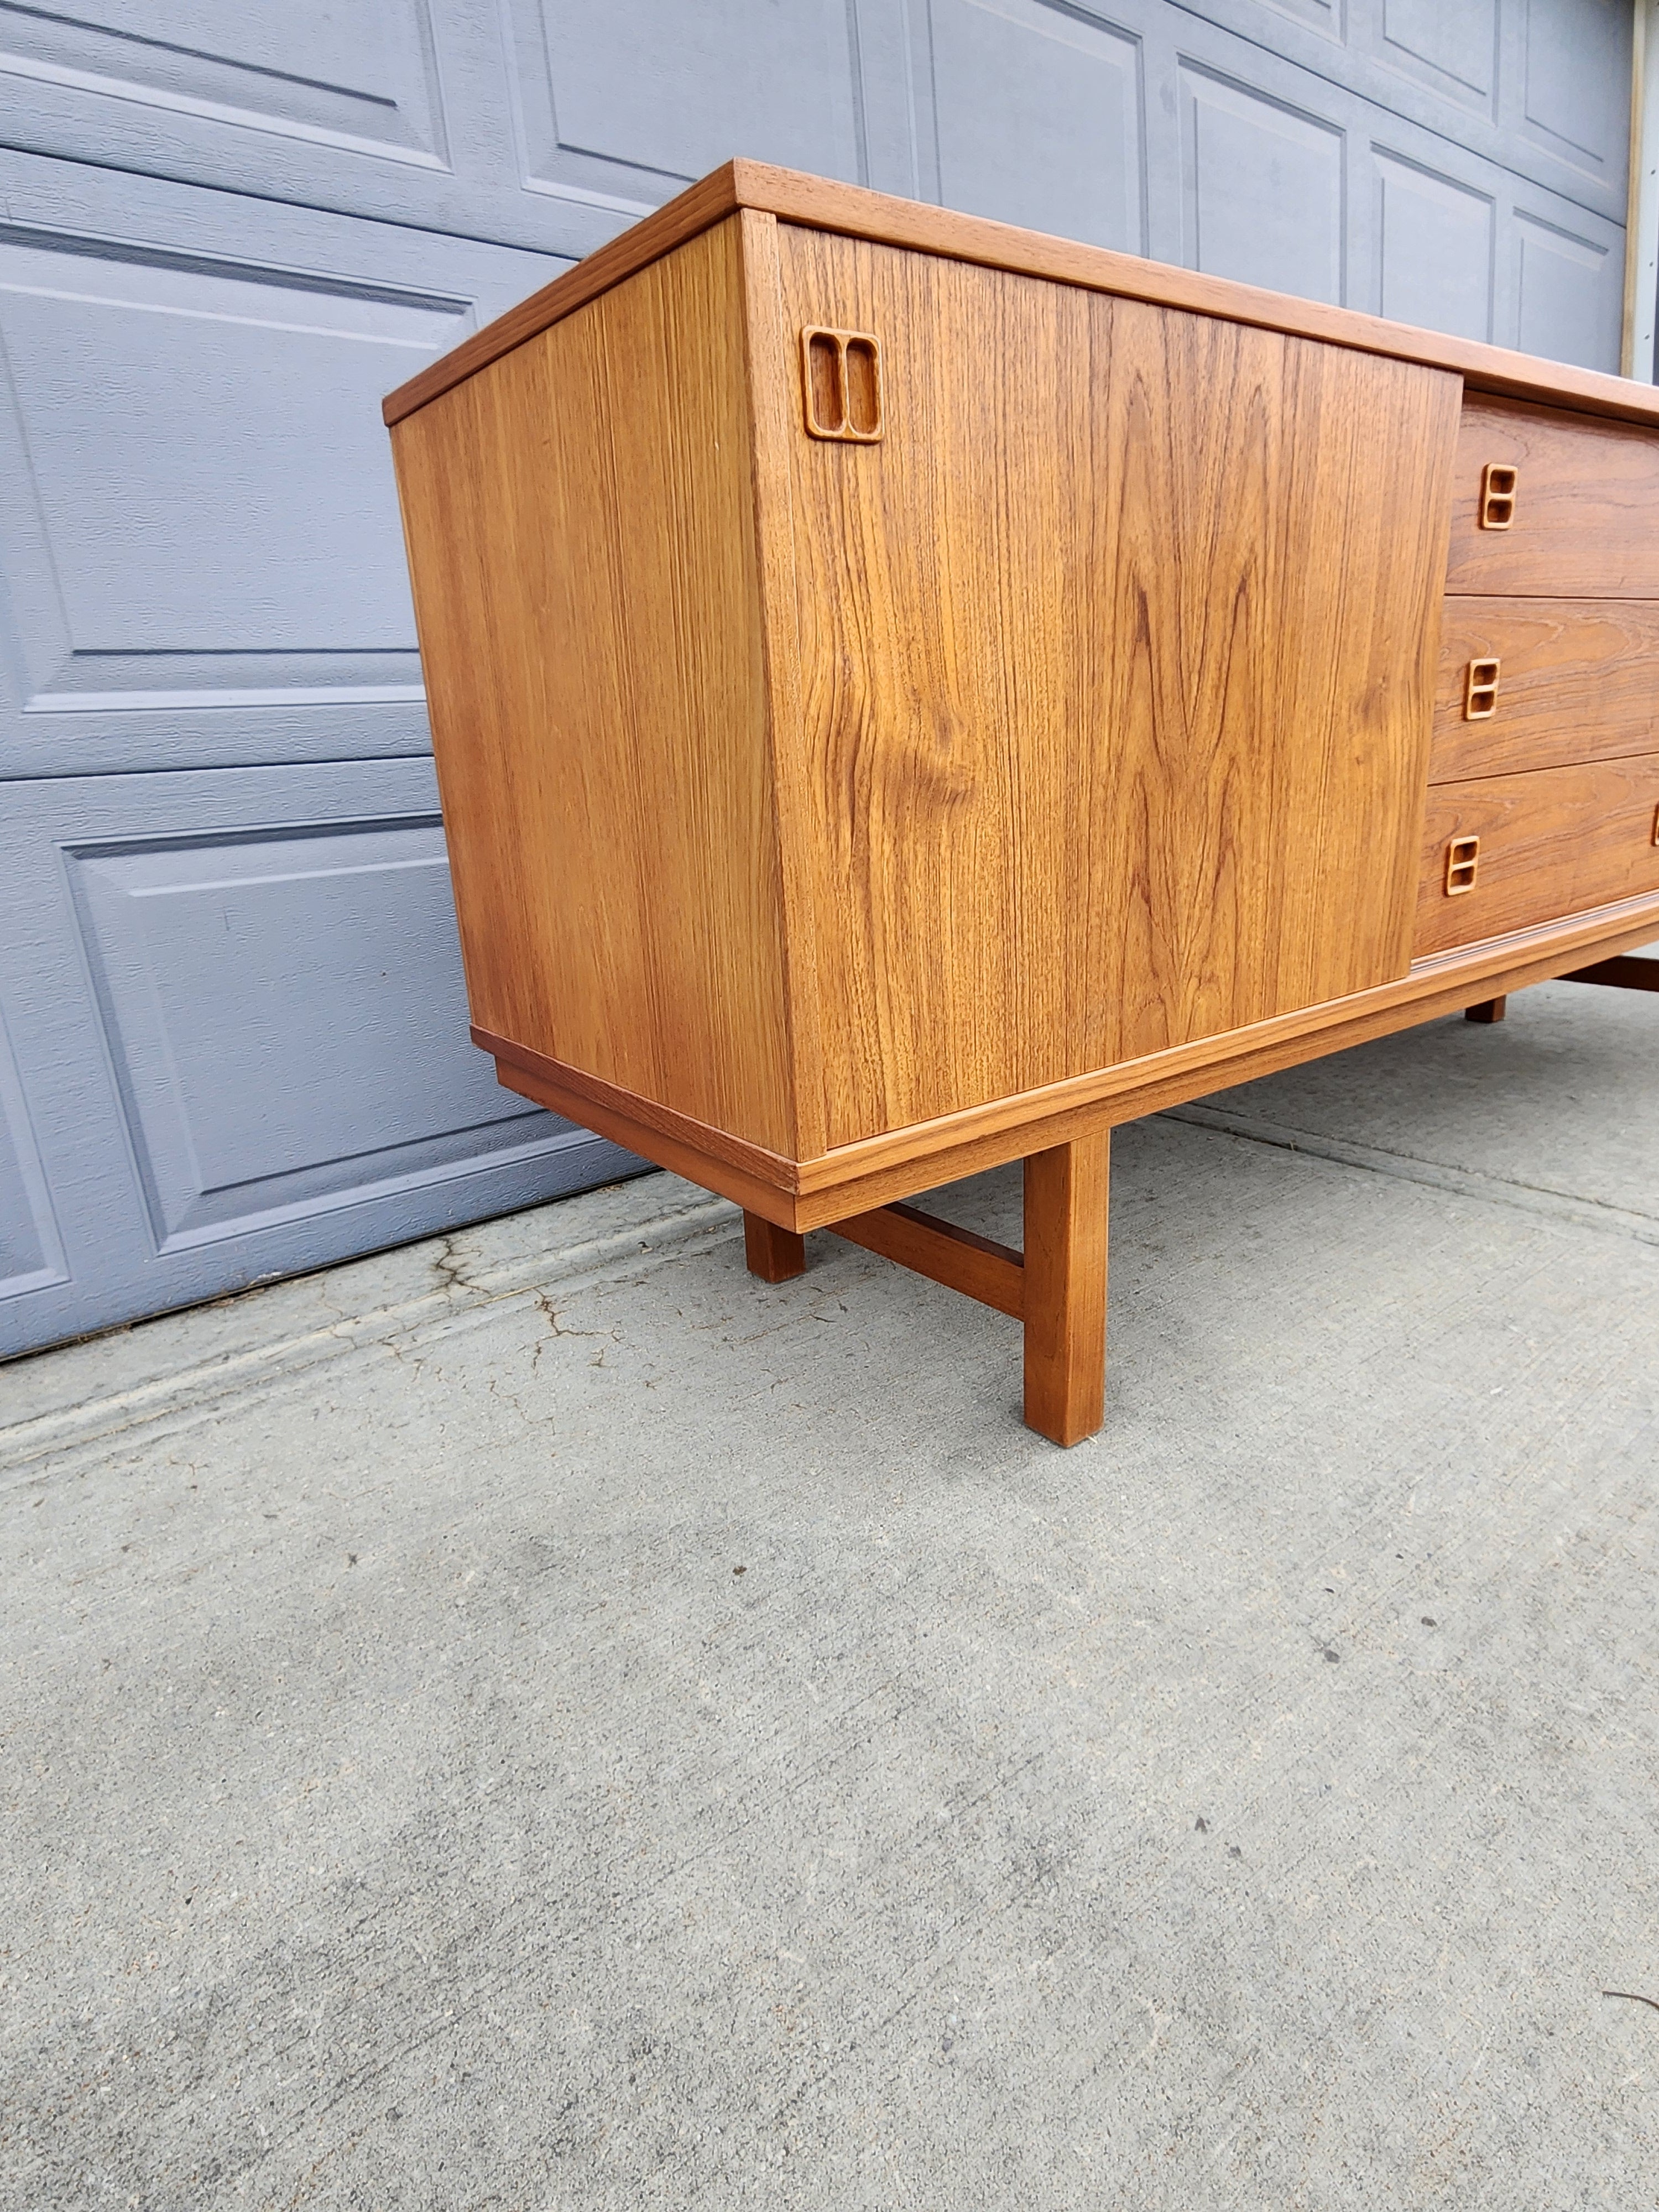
<box><xmin>1432</xmin><ymin>597</ymin><xmax>1659</xmax><ymax>781</ymax></box>
<box><xmin>1415</xmin><ymin>755</ymin><xmax>1659</xmax><ymax>956</ymax></box>
<box><xmin>1444</xmin><ymin>396</ymin><xmax>1659</xmax><ymax>598</ymax></box>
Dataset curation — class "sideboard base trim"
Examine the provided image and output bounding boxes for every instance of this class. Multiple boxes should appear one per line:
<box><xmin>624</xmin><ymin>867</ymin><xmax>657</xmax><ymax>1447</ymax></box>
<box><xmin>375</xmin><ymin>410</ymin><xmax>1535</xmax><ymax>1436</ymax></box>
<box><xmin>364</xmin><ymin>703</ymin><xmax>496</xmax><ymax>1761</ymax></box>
<box><xmin>478</xmin><ymin>891</ymin><xmax>1659</xmax><ymax>1228</ymax></box>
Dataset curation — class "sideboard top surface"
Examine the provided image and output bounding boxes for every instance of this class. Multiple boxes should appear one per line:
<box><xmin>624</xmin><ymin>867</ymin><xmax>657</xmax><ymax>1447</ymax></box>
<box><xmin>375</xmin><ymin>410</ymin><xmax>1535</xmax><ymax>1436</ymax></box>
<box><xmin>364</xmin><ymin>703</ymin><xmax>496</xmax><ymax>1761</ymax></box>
<box><xmin>383</xmin><ymin>158</ymin><xmax>1659</xmax><ymax>431</ymax></box>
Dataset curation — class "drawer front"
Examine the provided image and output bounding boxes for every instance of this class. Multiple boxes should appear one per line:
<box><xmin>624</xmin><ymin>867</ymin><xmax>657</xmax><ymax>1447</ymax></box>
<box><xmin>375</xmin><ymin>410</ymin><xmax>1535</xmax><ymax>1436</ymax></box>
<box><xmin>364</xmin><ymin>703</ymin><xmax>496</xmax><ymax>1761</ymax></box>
<box><xmin>1432</xmin><ymin>597</ymin><xmax>1659</xmax><ymax>781</ymax></box>
<box><xmin>1416</xmin><ymin>756</ymin><xmax>1659</xmax><ymax>956</ymax></box>
<box><xmin>1445</xmin><ymin>397</ymin><xmax>1659</xmax><ymax>598</ymax></box>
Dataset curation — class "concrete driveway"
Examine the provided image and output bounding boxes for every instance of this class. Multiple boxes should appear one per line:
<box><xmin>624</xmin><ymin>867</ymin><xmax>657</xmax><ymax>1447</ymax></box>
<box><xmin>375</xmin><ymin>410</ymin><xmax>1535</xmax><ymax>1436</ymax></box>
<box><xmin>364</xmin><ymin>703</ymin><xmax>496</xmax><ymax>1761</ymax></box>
<box><xmin>3</xmin><ymin>977</ymin><xmax>1656</xmax><ymax>2209</ymax></box>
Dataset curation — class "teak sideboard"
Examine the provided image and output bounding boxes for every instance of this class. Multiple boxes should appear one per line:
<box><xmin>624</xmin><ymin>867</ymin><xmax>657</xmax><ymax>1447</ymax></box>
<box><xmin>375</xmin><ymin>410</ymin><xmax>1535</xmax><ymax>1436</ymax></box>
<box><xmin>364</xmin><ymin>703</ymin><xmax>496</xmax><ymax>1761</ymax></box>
<box><xmin>385</xmin><ymin>160</ymin><xmax>1659</xmax><ymax>1446</ymax></box>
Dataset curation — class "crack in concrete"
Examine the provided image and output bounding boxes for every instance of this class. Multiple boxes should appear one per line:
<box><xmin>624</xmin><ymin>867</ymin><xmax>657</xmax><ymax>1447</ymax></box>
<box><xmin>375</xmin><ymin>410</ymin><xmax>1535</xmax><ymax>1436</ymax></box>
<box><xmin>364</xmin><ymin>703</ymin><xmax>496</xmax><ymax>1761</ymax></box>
<box><xmin>0</xmin><ymin>1198</ymin><xmax>735</xmax><ymax>1480</ymax></box>
<box><xmin>1164</xmin><ymin>1104</ymin><xmax>1659</xmax><ymax>1248</ymax></box>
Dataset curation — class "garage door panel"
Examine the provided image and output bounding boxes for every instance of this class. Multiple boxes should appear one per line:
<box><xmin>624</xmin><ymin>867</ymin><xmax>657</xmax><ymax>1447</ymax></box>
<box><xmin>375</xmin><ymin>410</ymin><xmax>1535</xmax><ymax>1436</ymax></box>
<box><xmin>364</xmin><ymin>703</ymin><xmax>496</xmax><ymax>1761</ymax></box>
<box><xmin>1514</xmin><ymin>207</ymin><xmax>1621</xmax><ymax>369</ymax></box>
<box><xmin>0</xmin><ymin>156</ymin><xmax>569</xmax><ymax>780</ymax></box>
<box><xmin>0</xmin><ymin>238</ymin><xmax>449</xmax><ymax>706</ymax></box>
<box><xmin>928</xmin><ymin>0</ymin><xmax>1146</xmax><ymax>253</ymax></box>
<box><xmin>66</xmin><ymin>818</ymin><xmax>548</xmax><ymax>1249</ymax></box>
<box><xmin>1179</xmin><ymin>60</ymin><xmax>1345</xmax><ymax>302</ymax></box>
<box><xmin>506</xmin><ymin>0</ymin><xmax>863</xmax><ymax>202</ymax></box>
<box><xmin>0</xmin><ymin>1005</ymin><xmax>65</xmax><ymax>1299</ymax></box>
<box><xmin>1172</xmin><ymin>0</ymin><xmax>1628</xmax><ymax>222</ymax></box>
<box><xmin>0</xmin><ymin>0</ymin><xmax>448</xmax><ymax>166</ymax></box>
<box><xmin>0</xmin><ymin>0</ymin><xmax>627</xmax><ymax>263</ymax></box>
<box><xmin>3</xmin><ymin>0</ymin><xmax>890</xmax><ymax>253</ymax></box>
<box><xmin>1258</xmin><ymin>0</ymin><xmax>1340</xmax><ymax>35</ymax></box>
<box><xmin>0</xmin><ymin>761</ymin><xmax>645</xmax><ymax>1356</ymax></box>
<box><xmin>1373</xmin><ymin>150</ymin><xmax>1495</xmax><ymax>342</ymax></box>
<box><xmin>1372</xmin><ymin>0</ymin><xmax>1498</xmax><ymax>114</ymax></box>
<box><xmin>1520</xmin><ymin>0</ymin><xmax>1631</xmax><ymax>192</ymax></box>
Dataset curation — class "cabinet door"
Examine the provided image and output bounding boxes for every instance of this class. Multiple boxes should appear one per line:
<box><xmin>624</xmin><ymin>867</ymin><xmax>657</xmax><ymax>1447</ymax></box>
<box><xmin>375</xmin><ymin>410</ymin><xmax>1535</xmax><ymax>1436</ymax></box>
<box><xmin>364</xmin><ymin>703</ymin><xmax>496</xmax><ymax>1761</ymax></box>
<box><xmin>770</xmin><ymin>226</ymin><xmax>1462</xmax><ymax>1147</ymax></box>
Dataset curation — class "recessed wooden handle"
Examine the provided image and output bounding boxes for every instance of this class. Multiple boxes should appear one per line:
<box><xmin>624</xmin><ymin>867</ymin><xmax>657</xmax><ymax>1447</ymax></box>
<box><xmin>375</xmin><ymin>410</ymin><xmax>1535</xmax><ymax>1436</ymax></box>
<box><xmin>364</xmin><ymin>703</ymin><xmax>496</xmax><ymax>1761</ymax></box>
<box><xmin>1478</xmin><ymin>463</ymin><xmax>1518</xmax><ymax>529</ymax></box>
<box><xmin>800</xmin><ymin>326</ymin><xmax>884</xmax><ymax>442</ymax></box>
<box><xmin>1463</xmin><ymin>656</ymin><xmax>1500</xmax><ymax>719</ymax></box>
<box><xmin>1445</xmin><ymin>834</ymin><xmax>1480</xmax><ymax>895</ymax></box>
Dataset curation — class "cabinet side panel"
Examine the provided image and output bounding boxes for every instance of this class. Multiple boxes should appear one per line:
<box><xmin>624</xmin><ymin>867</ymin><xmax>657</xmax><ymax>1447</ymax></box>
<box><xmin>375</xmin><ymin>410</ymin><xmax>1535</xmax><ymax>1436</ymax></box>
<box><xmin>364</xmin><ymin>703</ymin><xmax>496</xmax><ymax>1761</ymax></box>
<box><xmin>776</xmin><ymin>227</ymin><xmax>1460</xmax><ymax>1147</ymax></box>
<box><xmin>390</xmin><ymin>215</ymin><xmax>794</xmax><ymax>1155</ymax></box>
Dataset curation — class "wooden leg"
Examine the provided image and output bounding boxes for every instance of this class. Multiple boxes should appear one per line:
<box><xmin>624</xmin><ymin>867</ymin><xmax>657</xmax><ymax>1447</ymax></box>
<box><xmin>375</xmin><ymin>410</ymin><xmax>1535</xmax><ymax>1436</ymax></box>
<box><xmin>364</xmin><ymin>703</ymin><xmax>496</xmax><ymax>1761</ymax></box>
<box><xmin>1465</xmin><ymin>995</ymin><xmax>1507</xmax><ymax>1023</ymax></box>
<box><xmin>1022</xmin><ymin>1134</ymin><xmax>1109</xmax><ymax>1447</ymax></box>
<box><xmin>743</xmin><ymin>1211</ymin><xmax>806</xmax><ymax>1283</ymax></box>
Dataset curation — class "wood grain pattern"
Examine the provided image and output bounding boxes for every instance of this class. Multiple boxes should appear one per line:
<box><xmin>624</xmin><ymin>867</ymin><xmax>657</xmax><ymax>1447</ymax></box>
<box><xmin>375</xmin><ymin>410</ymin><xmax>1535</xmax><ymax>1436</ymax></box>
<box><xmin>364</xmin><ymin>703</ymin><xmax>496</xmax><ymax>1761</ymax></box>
<box><xmin>1446</xmin><ymin>398</ymin><xmax>1659</xmax><ymax>597</ymax></box>
<box><xmin>775</xmin><ymin>223</ymin><xmax>1460</xmax><ymax>1147</ymax></box>
<box><xmin>827</xmin><ymin>1202</ymin><xmax>1025</xmax><ymax>1318</ymax></box>
<box><xmin>385</xmin><ymin>160</ymin><xmax>1659</xmax><ymax>433</ymax></box>
<box><xmin>391</xmin><ymin>215</ymin><xmax>798</xmax><ymax>1155</ymax></box>
<box><xmin>1416</xmin><ymin>758</ymin><xmax>1659</xmax><ymax>955</ymax></box>
<box><xmin>1432</xmin><ymin>598</ymin><xmax>1659</xmax><ymax>780</ymax></box>
<box><xmin>1022</xmin><ymin>1137</ymin><xmax>1109</xmax><ymax>1447</ymax></box>
<box><xmin>383</xmin><ymin>164</ymin><xmax>750</xmax><ymax>425</ymax></box>
<box><xmin>786</xmin><ymin>898</ymin><xmax>1659</xmax><ymax>1222</ymax></box>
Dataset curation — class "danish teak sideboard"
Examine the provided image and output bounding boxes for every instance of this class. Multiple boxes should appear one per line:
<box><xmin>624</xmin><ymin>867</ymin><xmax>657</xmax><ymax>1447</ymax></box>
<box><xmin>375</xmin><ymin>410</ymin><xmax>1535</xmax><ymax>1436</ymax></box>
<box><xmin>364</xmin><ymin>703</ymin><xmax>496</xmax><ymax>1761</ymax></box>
<box><xmin>384</xmin><ymin>161</ymin><xmax>1659</xmax><ymax>1447</ymax></box>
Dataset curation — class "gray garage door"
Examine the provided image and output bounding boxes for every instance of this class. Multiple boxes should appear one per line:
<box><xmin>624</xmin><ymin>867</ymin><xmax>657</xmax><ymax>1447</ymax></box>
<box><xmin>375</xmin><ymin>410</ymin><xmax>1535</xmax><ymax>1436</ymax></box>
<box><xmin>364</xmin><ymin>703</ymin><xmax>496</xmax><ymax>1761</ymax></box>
<box><xmin>0</xmin><ymin>0</ymin><xmax>1635</xmax><ymax>1357</ymax></box>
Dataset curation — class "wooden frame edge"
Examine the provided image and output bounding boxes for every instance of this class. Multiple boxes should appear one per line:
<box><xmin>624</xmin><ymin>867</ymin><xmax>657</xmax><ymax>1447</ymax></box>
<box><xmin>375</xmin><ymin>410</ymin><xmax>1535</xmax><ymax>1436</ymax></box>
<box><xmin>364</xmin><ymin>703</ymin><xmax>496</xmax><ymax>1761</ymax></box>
<box><xmin>735</xmin><ymin>205</ymin><xmax>830</xmax><ymax>1161</ymax></box>
<box><xmin>489</xmin><ymin>1054</ymin><xmax>804</xmax><ymax>1230</ymax></box>
<box><xmin>385</xmin><ymin>158</ymin><xmax>1659</xmax><ymax>430</ymax></box>
<box><xmin>383</xmin><ymin>163</ymin><xmax>745</xmax><ymax>424</ymax></box>
<box><xmin>478</xmin><ymin>1029</ymin><xmax>802</xmax><ymax>1217</ymax></box>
